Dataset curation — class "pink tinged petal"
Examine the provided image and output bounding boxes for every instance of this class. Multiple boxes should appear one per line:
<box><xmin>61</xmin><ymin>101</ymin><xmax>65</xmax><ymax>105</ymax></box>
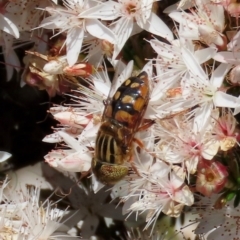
<box><xmin>210</xmin><ymin>63</ymin><xmax>232</xmax><ymax>88</ymax></box>
<box><xmin>109</xmin><ymin>61</ymin><xmax>132</xmax><ymax>97</ymax></box>
<box><xmin>202</xmin><ymin>140</ymin><xmax>219</xmax><ymax>160</ymax></box>
<box><xmin>214</xmin><ymin>51</ymin><xmax>240</xmax><ymax>64</ymax></box>
<box><xmin>193</xmin><ymin>103</ymin><xmax>213</xmax><ymax>133</ymax></box>
<box><xmin>175</xmin><ymin>185</ymin><xmax>194</xmax><ymax>206</ymax></box>
<box><xmin>116</xmin><ymin>60</ymin><xmax>134</xmax><ymax>88</ymax></box>
<box><xmin>161</xmin><ymin>172</ymin><xmax>181</xmax><ymax>192</ymax></box>
<box><xmin>66</xmin><ymin>28</ymin><xmax>84</xmax><ymax>66</ymax></box>
<box><xmin>169</xmin><ymin>12</ymin><xmax>187</xmax><ymax>25</ymax></box>
<box><xmin>213</xmin><ymin>91</ymin><xmax>239</xmax><ymax>109</ymax></box>
<box><xmin>112</xmin><ymin>18</ymin><xmax>133</xmax><ymax>60</ymax></box>
<box><xmin>141</xmin><ymin>13</ymin><xmax>173</xmax><ymax>41</ymax></box>
<box><xmin>42</xmin><ymin>133</ymin><xmax>63</xmax><ymax>143</ymax></box>
<box><xmin>194</xmin><ymin>47</ymin><xmax>217</xmax><ymax>64</ymax></box>
<box><xmin>150</xmin><ymin>161</ymin><xmax>170</xmax><ymax>180</ymax></box>
<box><xmin>149</xmin><ymin>39</ymin><xmax>179</xmax><ymax>59</ymax></box>
<box><xmin>150</xmin><ymin>72</ymin><xmax>182</xmax><ymax>103</ymax></box>
<box><xmin>234</xmin><ymin>97</ymin><xmax>240</xmax><ymax>115</ymax></box>
<box><xmin>80</xmin><ymin>1</ymin><xmax>120</xmax><ymax>20</ymax></box>
<box><xmin>198</xmin><ymin>25</ymin><xmax>224</xmax><ymax>46</ymax></box>
<box><xmin>141</xmin><ymin>0</ymin><xmax>152</xmax><ymax>20</ymax></box>
<box><xmin>228</xmin><ymin>30</ymin><xmax>240</xmax><ymax>51</ymax></box>
<box><xmin>164</xmin><ymin>1</ymin><xmax>193</xmax><ymax>13</ymax></box>
<box><xmin>181</xmin><ymin>47</ymin><xmax>207</xmax><ymax>79</ymax></box>
<box><xmin>94</xmin><ymin>81</ymin><xmax>110</xmax><ymax>97</ymax></box>
<box><xmin>43</xmin><ymin>60</ymin><xmax>65</xmax><ymax>74</ymax></box>
<box><xmin>39</xmin><ymin>15</ymin><xmax>66</xmax><ymax>29</ymax></box>
<box><xmin>58</xmin><ymin>131</ymin><xmax>80</xmax><ymax>150</ymax></box>
<box><xmin>77</xmin><ymin>120</ymin><xmax>100</xmax><ymax>144</ymax></box>
<box><xmin>186</xmin><ymin>156</ymin><xmax>199</xmax><ymax>175</ymax></box>
<box><xmin>169</xmin><ymin>12</ymin><xmax>199</xmax><ymax>39</ymax></box>
<box><xmin>58</xmin><ymin>151</ymin><xmax>91</xmax><ymax>172</ymax></box>
<box><xmin>45</xmin><ymin>150</ymin><xmax>66</xmax><ymax>167</ymax></box>
<box><xmin>54</xmin><ymin>112</ymin><xmax>90</xmax><ymax>128</ymax></box>
<box><xmin>0</xmin><ymin>14</ymin><xmax>19</xmax><ymax>38</ymax></box>
<box><xmin>0</xmin><ymin>151</ymin><xmax>12</xmax><ymax>162</ymax></box>
<box><xmin>86</xmin><ymin>19</ymin><xmax>116</xmax><ymax>44</ymax></box>
<box><xmin>163</xmin><ymin>3</ymin><xmax>179</xmax><ymax>13</ymax></box>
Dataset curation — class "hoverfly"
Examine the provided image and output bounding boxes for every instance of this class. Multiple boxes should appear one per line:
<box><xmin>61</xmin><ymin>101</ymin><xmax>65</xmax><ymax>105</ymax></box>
<box><xmin>92</xmin><ymin>71</ymin><xmax>151</xmax><ymax>185</ymax></box>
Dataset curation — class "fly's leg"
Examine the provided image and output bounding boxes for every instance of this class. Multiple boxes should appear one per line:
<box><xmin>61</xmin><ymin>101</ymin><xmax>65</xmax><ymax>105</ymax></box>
<box><xmin>136</xmin><ymin>119</ymin><xmax>155</xmax><ymax>132</ymax></box>
<box><xmin>133</xmin><ymin>119</ymin><xmax>158</xmax><ymax>159</ymax></box>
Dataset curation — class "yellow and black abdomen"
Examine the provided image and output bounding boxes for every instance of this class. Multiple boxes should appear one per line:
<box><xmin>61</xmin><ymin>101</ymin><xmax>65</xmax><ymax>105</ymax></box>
<box><xmin>92</xmin><ymin>122</ymin><xmax>130</xmax><ymax>184</ymax></box>
<box><xmin>95</xmin><ymin>122</ymin><xmax>126</xmax><ymax>165</ymax></box>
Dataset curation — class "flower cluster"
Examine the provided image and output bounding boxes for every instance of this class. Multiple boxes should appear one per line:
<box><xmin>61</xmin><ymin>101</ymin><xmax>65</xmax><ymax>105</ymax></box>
<box><xmin>3</xmin><ymin>0</ymin><xmax>240</xmax><ymax>239</ymax></box>
<box><xmin>0</xmin><ymin>176</ymin><xmax>72</xmax><ymax>239</ymax></box>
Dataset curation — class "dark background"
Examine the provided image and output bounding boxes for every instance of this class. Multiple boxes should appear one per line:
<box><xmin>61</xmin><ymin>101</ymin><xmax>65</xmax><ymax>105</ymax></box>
<box><xmin>0</xmin><ymin>50</ymin><xmax>60</xmax><ymax>170</ymax></box>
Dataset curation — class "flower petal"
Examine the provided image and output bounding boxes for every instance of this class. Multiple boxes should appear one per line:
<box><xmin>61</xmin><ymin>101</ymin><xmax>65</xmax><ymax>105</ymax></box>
<box><xmin>80</xmin><ymin>1</ymin><xmax>120</xmax><ymax>20</ymax></box>
<box><xmin>66</xmin><ymin>27</ymin><xmax>84</xmax><ymax>66</ymax></box>
<box><xmin>141</xmin><ymin>13</ymin><xmax>173</xmax><ymax>41</ymax></box>
<box><xmin>213</xmin><ymin>91</ymin><xmax>239</xmax><ymax>109</ymax></box>
<box><xmin>210</xmin><ymin>63</ymin><xmax>232</xmax><ymax>88</ymax></box>
<box><xmin>214</xmin><ymin>52</ymin><xmax>240</xmax><ymax>64</ymax></box>
<box><xmin>86</xmin><ymin>19</ymin><xmax>115</xmax><ymax>44</ymax></box>
<box><xmin>0</xmin><ymin>14</ymin><xmax>19</xmax><ymax>38</ymax></box>
<box><xmin>195</xmin><ymin>47</ymin><xmax>217</xmax><ymax>64</ymax></box>
<box><xmin>0</xmin><ymin>151</ymin><xmax>12</xmax><ymax>162</ymax></box>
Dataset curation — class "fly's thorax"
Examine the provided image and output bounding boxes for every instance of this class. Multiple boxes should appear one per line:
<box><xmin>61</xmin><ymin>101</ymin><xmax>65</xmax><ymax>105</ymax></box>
<box><xmin>111</xmin><ymin>71</ymin><xmax>150</xmax><ymax>130</ymax></box>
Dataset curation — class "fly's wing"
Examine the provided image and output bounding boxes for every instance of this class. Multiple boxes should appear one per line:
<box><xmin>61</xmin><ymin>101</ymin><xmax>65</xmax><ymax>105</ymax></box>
<box><xmin>102</xmin><ymin>60</ymin><xmax>134</xmax><ymax>121</ymax></box>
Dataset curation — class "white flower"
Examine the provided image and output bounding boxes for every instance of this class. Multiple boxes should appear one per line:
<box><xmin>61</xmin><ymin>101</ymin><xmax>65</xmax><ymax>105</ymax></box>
<box><xmin>214</xmin><ymin>30</ymin><xmax>240</xmax><ymax>64</ymax></box>
<box><xmin>155</xmin><ymin>115</ymin><xmax>219</xmax><ymax>175</ymax></box>
<box><xmin>148</xmin><ymin>36</ymin><xmax>217</xmax><ymax>116</ymax></box>
<box><xmin>194</xmin><ymin>196</ymin><xmax>240</xmax><ymax>240</ymax></box>
<box><xmin>125</xmin><ymin>164</ymin><xmax>193</xmax><ymax>232</ymax></box>
<box><xmin>5</xmin><ymin>0</ymin><xmax>53</xmax><ymax>32</ymax></box>
<box><xmin>39</xmin><ymin>0</ymin><xmax>116</xmax><ymax>66</ymax></box>
<box><xmin>85</xmin><ymin>23</ymin><xmax>142</xmax><ymax>66</ymax></box>
<box><xmin>44</xmin><ymin>131</ymin><xmax>92</xmax><ymax>173</ymax></box>
<box><xmin>0</xmin><ymin>176</ymin><xmax>72</xmax><ymax>240</ymax></box>
<box><xmin>100</xmin><ymin>0</ymin><xmax>173</xmax><ymax>59</ymax></box>
<box><xmin>169</xmin><ymin>0</ymin><xmax>226</xmax><ymax>48</ymax></box>
<box><xmin>152</xmin><ymin>46</ymin><xmax>240</xmax><ymax>127</ymax></box>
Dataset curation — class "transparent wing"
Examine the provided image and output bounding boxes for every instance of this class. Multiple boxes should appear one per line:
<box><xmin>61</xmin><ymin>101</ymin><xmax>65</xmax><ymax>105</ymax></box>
<box><xmin>102</xmin><ymin>60</ymin><xmax>134</xmax><ymax>121</ymax></box>
<box><xmin>108</xmin><ymin>60</ymin><xmax>133</xmax><ymax>98</ymax></box>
